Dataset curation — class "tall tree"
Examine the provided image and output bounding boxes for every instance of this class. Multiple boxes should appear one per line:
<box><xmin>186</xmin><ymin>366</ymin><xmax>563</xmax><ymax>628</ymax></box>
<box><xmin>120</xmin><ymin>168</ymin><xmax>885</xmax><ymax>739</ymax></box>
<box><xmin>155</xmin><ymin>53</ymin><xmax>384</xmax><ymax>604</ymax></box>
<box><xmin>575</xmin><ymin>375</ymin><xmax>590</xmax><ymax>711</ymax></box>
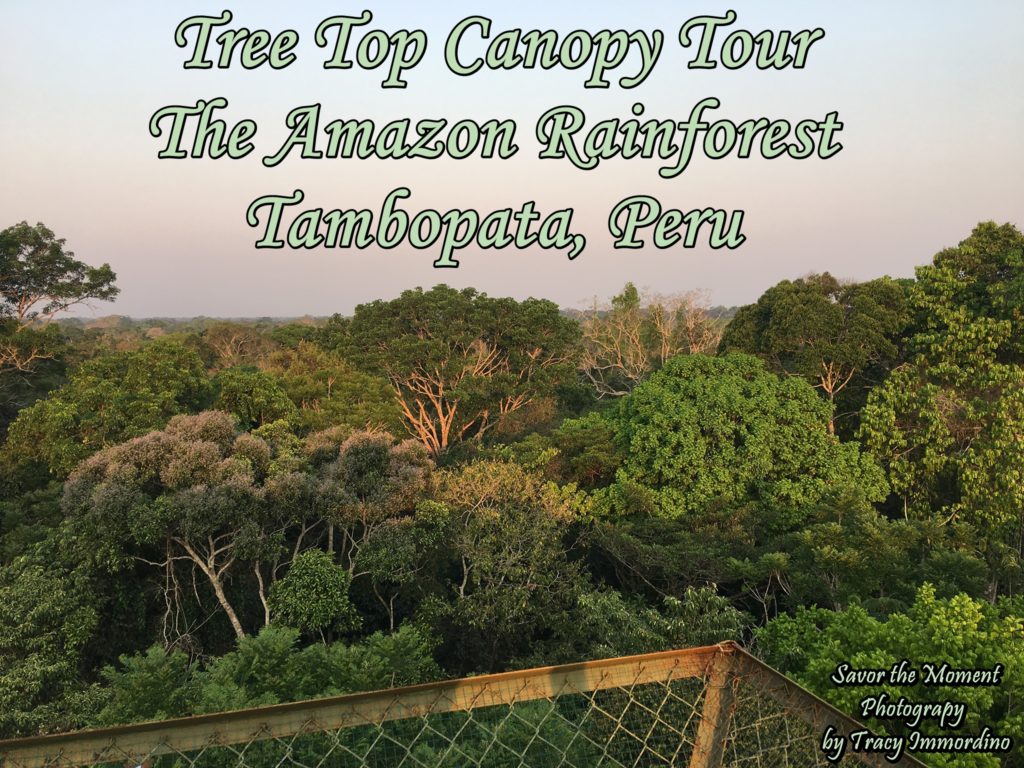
<box><xmin>428</xmin><ymin>460</ymin><xmax>589</xmax><ymax>671</ymax></box>
<box><xmin>214</xmin><ymin>366</ymin><xmax>296</xmax><ymax>430</ymax></box>
<box><xmin>586</xmin><ymin>353</ymin><xmax>887</xmax><ymax>617</ymax></box>
<box><xmin>61</xmin><ymin>412</ymin><xmax>284</xmax><ymax>641</ymax></box>
<box><xmin>912</xmin><ymin>221</ymin><xmax>1024</xmax><ymax>363</ymax></box>
<box><xmin>719</xmin><ymin>273</ymin><xmax>909</xmax><ymax>433</ymax></box>
<box><xmin>0</xmin><ymin>222</ymin><xmax>118</xmax><ymax>374</ymax></box>
<box><xmin>336</xmin><ymin>285</ymin><xmax>579</xmax><ymax>455</ymax></box>
<box><xmin>201</xmin><ymin>322</ymin><xmax>274</xmax><ymax>370</ymax></box>
<box><xmin>316</xmin><ymin>431</ymin><xmax>432</xmax><ymax>574</ymax></box>
<box><xmin>860</xmin><ymin>224</ymin><xmax>1024</xmax><ymax>595</ymax></box>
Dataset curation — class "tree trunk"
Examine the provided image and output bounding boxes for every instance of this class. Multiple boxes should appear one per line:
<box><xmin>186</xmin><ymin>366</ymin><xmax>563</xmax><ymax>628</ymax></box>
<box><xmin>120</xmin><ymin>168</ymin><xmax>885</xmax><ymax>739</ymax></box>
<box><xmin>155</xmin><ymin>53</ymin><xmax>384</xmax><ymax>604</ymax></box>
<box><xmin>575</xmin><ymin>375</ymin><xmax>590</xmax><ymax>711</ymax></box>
<box><xmin>176</xmin><ymin>538</ymin><xmax>246</xmax><ymax>640</ymax></box>
<box><xmin>209</xmin><ymin>572</ymin><xmax>246</xmax><ymax>640</ymax></box>
<box><xmin>254</xmin><ymin>562</ymin><xmax>271</xmax><ymax>627</ymax></box>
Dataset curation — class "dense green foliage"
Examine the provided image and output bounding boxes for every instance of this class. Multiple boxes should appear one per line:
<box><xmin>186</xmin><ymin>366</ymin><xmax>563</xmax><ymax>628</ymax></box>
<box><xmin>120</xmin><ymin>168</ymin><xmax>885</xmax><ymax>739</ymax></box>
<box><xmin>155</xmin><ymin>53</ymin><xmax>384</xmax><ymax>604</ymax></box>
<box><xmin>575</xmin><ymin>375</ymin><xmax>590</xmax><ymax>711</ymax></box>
<box><xmin>719</xmin><ymin>273</ymin><xmax>910</xmax><ymax>436</ymax></box>
<box><xmin>859</xmin><ymin>223</ymin><xmax>1024</xmax><ymax>595</ymax></box>
<box><xmin>0</xmin><ymin>559</ymin><xmax>99</xmax><ymax>737</ymax></box>
<box><xmin>2</xmin><ymin>340</ymin><xmax>208</xmax><ymax>480</ymax></box>
<box><xmin>214</xmin><ymin>366</ymin><xmax>297</xmax><ymax>429</ymax></box>
<box><xmin>260</xmin><ymin>342</ymin><xmax>403</xmax><ymax>433</ymax></box>
<box><xmin>756</xmin><ymin>586</ymin><xmax>1023</xmax><ymax>768</ymax></box>
<box><xmin>1</xmin><ymin>221</ymin><xmax>1021</xmax><ymax>767</ymax></box>
<box><xmin>269</xmin><ymin>549</ymin><xmax>360</xmax><ymax>636</ymax></box>
<box><xmin>595</xmin><ymin>353</ymin><xmax>886</xmax><ymax>521</ymax></box>
<box><xmin>94</xmin><ymin>624</ymin><xmax>440</xmax><ymax>724</ymax></box>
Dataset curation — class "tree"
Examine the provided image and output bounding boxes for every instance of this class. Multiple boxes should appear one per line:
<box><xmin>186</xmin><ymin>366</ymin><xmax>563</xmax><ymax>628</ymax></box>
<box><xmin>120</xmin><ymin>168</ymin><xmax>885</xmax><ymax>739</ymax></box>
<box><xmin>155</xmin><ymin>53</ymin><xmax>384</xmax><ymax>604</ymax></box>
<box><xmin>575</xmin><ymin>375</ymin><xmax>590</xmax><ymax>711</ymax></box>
<box><xmin>269</xmin><ymin>322</ymin><xmax>318</xmax><ymax>349</ymax></box>
<box><xmin>0</xmin><ymin>222</ymin><xmax>118</xmax><ymax>374</ymax></box>
<box><xmin>597</xmin><ymin>353</ymin><xmax>886</xmax><ymax>524</ymax></box>
<box><xmin>860</xmin><ymin>224</ymin><xmax>1024</xmax><ymax>596</ymax></box>
<box><xmin>268</xmin><ymin>549</ymin><xmax>360</xmax><ymax>638</ymax></box>
<box><xmin>93</xmin><ymin>624</ymin><xmax>440</xmax><ymax>724</ymax></box>
<box><xmin>260</xmin><ymin>342</ymin><xmax>402</xmax><ymax>434</ymax></box>
<box><xmin>0</xmin><ymin>335</ymin><xmax>67</xmax><ymax>442</ymax></box>
<box><xmin>61</xmin><ymin>411</ymin><xmax>283</xmax><ymax>641</ymax></box>
<box><xmin>523</xmin><ymin>586</ymin><xmax>749</xmax><ymax>667</ymax></box>
<box><xmin>860</xmin><ymin>322</ymin><xmax>1024</xmax><ymax>596</ymax></box>
<box><xmin>860</xmin><ymin>324</ymin><xmax>1024</xmax><ymax>528</ymax></box>
<box><xmin>335</xmin><ymin>285</ymin><xmax>579</xmax><ymax>455</ymax></box>
<box><xmin>352</xmin><ymin>510</ymin><xmax>446</xmax><ymax>632</ymax></box>
<box><xmin>201</xmin><ymin>321</ymin><xmax>274</xmax><ymax>370</ymax></box>
<box><xmin>578</xmin><ymin>283</ymin><xmax>722</xmax><ymax>397</ymax></box>
<box><xmin>584</xmin><ymin>354</ymin><xmax>887</xmax><ymax>618</ymax></box>
<box><xmin>510</xmin><ymin>410</ymin><xmax>624</xmax><ymax>490</ymax></box>
<box><xmin>195</xmin><ymin>625</ymin><xmax>440</xmax><ymax>712</ymax></box>
<box><xmin>578</xmin><ymin>283</ymin><xmax>648</xmax><ymax>397</ymax></box>
<box><xmin>0</xmin><ymin>482</ymin><xmax>63</xmax><ymax>561</ymax></box>
<box><xmin>0</xmin><ymin>559</ymin><xmax>99</xmax><ymax>738</ymax></box>
<box><xmin>214</xmin><ymin>366</ymin><xmax>296</xmax><ymax>429</ymax></box>
<box><xmin>912</xmin><ymin>221</ymin><xmax>1024</xmax><ymax>363</ymax></box>
<box><xmin>588</xmin><ymin>510</ymin><xmax>757</xmax><ymax>598</ymax></box>
<box><xmin>93</xmin><ymin>646</ymin><xmax>197</xmax><ymax>726</ymax></box>
<box><xmin>648</xmin><ymin>291</ymin><xmax>723</xmax><ymax>357</ymax></box>
<box><xmin>772</xmin><ymin>491</ymin><xmax>987</xmax><ymax>613</ymax></box>
<box><xmin>1</xmin><ymin>340</ymin><xmax>209</xmax><ymax>479</ymax></box>
<box><xmin>719</xmin><ymin>273</ymin><xmax>909</xmax><ymax>433</ymax></box>
<box><xmin>426</xmin><ymin>460</ymin><xmax>590</xmax><ymax>672</ymax></box>
<box><xmin>316</xmin><ymin>431</ymin><xmax>432</xmax><ymax>575</ymax></box>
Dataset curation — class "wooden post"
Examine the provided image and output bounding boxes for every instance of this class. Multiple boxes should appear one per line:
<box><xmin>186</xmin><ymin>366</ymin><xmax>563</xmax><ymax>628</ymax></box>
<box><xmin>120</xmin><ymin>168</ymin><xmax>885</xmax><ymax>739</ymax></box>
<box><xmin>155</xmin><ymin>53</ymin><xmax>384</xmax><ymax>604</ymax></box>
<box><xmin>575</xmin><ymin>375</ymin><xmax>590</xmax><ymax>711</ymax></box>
<box><xmin>688</xmin><ymin>644</ymin><xmax>737</xmax><ymax>768</ymax></box>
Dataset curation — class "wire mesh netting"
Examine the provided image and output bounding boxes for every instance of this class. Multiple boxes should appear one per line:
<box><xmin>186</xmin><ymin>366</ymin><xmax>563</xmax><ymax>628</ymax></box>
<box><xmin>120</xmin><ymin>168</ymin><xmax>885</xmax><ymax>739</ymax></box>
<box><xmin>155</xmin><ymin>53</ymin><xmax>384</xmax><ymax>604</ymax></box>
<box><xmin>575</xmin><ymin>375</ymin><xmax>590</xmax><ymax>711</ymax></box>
<box><xmin>0</xmin><ymin>643</ymin><xmax>925</xmax><ymax>768</ymax></box>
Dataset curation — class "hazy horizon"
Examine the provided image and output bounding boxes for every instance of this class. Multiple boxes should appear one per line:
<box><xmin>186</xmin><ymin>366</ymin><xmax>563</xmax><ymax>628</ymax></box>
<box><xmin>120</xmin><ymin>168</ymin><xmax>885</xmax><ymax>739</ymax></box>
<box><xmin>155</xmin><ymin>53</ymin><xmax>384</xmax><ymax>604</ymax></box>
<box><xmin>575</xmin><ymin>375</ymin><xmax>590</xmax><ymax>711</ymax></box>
<box><xmin>3</xmin><ymin>1</ymin><xmax>1022</xmax><ymax>318</ymax></box>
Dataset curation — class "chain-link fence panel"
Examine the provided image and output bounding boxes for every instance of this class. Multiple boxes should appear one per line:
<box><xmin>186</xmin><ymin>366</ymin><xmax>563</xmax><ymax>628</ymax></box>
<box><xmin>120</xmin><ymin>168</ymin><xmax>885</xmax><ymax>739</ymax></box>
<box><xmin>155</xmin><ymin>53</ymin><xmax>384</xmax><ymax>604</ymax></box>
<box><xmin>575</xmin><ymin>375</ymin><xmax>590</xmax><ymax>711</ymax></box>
<box><xmin>0</xmin><ymin>643</ymin><xmax>927</xmax><ymax>768</ymax></box>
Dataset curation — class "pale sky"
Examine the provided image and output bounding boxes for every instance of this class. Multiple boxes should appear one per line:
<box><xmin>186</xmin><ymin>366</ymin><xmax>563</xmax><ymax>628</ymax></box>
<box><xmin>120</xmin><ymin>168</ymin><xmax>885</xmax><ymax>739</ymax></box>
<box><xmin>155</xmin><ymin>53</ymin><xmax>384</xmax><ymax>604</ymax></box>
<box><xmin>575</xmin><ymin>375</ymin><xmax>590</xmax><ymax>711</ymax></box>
<box><xmin>1</xmin><ymin>1</ymin><xmax>1022</xmax><ymax>317</ymax></box>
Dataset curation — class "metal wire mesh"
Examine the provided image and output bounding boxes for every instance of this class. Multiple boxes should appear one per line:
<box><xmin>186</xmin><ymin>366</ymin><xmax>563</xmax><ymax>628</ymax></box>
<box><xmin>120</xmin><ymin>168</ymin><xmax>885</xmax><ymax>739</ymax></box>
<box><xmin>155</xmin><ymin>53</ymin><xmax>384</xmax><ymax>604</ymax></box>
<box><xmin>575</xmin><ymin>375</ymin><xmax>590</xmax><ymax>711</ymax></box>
<box><xmin>0</xmin><ymin>643</ymin><xmax>925</xmax><ymax>768</ymax></box>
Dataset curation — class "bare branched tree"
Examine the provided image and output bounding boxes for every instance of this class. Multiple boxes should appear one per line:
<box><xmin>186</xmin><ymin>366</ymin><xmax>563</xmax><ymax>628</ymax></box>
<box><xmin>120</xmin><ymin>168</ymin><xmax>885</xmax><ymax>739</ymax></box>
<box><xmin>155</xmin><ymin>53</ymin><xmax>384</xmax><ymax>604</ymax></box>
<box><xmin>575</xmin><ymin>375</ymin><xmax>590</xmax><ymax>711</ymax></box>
<box><xmin>579</xmin><ymin>284</ymin><xmax>722</xmax><ymax>398</ymax></box>
<box><xmin>203</xmin><ymin>322</ymin><xmax>273</xmax><ymax>369</ymax></box>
